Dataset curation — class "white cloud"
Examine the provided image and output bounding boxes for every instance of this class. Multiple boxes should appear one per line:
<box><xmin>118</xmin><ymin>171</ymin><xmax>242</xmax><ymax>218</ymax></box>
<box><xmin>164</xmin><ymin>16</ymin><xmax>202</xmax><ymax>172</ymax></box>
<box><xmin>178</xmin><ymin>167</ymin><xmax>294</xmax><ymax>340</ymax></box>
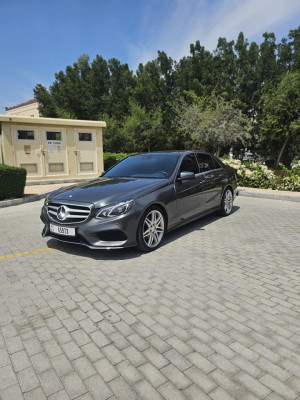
<box><xmin>127</xmin><ymin>0</ymin><xmax>300</xmax><ymax>68</ymax></box>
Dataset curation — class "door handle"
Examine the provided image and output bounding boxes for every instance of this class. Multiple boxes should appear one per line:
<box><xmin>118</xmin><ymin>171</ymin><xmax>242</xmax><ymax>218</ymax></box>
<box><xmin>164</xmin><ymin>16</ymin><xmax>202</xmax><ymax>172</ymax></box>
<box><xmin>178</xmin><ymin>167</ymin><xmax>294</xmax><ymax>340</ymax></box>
<box><xmin>205</xmin><ymin>174</ymin><xmax>214</xmax><ymax>179</ymax></box>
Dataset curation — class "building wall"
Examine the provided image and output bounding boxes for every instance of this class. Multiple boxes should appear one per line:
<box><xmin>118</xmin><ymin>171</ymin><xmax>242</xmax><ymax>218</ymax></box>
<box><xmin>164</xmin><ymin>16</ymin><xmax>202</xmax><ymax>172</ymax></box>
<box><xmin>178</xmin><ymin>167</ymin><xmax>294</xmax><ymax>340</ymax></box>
<box><xmin>0</xmin><ymin>115</ymin><xmax>106</xmax><ymax>180</ymax></box>
<box><xmin>6</xmin><ymin>102</ymin><xmax>40</xmax><ymax>118</ymax></box>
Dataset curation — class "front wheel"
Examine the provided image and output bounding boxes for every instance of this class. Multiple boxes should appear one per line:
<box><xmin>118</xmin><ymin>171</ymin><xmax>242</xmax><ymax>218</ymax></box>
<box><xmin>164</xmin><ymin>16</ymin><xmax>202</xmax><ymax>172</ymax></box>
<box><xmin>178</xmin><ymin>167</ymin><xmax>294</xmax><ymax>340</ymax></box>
<box><xmin>218</xmin><ymin>188</ymin><xmax>233</xmax><ymax>216</ymax></box>
<box><xmin>136</xmin><ymin>207</ymin><xmax>165</xmax><ymax>252</ymax></box>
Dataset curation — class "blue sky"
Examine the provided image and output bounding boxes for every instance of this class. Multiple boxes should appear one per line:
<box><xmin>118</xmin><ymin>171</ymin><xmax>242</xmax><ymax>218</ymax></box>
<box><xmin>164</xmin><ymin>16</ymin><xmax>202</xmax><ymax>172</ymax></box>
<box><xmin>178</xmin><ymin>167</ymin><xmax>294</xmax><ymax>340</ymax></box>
<box><xmin>1</xmin><ymin>0</ymin><xmax>300</xmax><ymax>110</ymax></box>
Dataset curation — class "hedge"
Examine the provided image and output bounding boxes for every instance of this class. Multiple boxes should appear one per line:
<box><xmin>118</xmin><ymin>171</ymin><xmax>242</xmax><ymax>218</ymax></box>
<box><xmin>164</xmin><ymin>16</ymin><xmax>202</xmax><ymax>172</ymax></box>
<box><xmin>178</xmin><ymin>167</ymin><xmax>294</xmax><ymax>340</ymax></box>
<box><xmin>103</xmin><ymin>152</ymin><xmax>128</xmax><ymax>171</ymax></box>
<box><xmin>0</xmin><ymin>164</ymin><xmax>27</xmax><ymax>201</ymax></box>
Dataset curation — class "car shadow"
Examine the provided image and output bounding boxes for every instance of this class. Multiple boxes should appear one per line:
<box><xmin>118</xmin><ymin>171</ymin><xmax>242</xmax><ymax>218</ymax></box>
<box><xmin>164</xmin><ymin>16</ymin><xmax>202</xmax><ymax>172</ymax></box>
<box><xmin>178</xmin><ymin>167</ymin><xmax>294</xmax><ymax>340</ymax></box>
<box><xmin>162</xmin><ymin>205</ymin><xmax>240</xmax><ymax>247</ymax></box>
<box><xmin>46</xmin><ymin>205</ymin><xmax>240</xmax><ymax>261</ymax></box>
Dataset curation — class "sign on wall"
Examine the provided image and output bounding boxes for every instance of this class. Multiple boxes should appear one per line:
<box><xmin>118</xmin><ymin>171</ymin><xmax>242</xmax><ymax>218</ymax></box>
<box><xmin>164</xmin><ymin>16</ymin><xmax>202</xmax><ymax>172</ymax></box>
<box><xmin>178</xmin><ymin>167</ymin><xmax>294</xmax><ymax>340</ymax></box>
<box><xmin>47</xmin><ymin>140</ymin><xmax>62</xmax><ymax>153</ymax></box>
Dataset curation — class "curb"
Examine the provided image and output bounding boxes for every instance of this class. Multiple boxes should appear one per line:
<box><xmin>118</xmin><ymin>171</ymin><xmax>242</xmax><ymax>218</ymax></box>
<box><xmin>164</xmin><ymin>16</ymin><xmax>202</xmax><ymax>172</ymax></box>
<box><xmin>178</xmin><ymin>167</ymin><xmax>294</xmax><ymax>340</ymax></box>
<box><xmin>238</xmin><ymin>190</ymin><xmax>300</xmax><ymax>202</ymax></box>
<box><xmin>0</xmin><ymin>192</ymin><xmax>51</xmax><ymax>209</ymax></box>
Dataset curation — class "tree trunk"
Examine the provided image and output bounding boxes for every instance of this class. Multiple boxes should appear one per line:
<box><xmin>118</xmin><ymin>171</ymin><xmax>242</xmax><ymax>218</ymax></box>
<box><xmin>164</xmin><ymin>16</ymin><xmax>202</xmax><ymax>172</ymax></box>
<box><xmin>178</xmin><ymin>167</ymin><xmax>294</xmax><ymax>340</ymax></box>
<box><xmin>276</xmin><ymin>135</ymin><xmax>290</xmax><ymax>167</ymax></box>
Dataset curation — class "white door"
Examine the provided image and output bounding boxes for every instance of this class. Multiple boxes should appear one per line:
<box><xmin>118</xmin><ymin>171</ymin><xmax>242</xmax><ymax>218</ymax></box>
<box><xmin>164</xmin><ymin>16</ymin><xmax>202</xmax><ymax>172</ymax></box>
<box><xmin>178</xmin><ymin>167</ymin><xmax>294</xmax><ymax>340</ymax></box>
<box><xmin>74</xmin><ymin>130</ymin><xmax>98</xmax><ymax>176</ymax></box>
<box><xmin>41</xmin><ymin>129</ymin><xmax>68</xmax><ymax>176</ymax></box>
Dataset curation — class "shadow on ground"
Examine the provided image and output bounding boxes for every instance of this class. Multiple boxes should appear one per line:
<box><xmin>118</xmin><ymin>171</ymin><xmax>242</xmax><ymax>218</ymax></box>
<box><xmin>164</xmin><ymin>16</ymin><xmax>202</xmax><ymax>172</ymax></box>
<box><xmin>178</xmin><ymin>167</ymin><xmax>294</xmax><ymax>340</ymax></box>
<box><xmin>47</xmin><ymin>205</ymin><xmax>240</xmax><ymax>261</ymax></box>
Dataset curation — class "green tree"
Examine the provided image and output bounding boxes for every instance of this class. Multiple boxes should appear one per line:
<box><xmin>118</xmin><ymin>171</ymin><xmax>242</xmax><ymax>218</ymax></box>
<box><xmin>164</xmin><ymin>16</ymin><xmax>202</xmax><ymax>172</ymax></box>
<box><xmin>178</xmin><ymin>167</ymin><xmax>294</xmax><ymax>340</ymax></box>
<box><xmin>34</xmin><ymin>84</ymin><xmax>57</xmax><ymax>117</ymax></box>
<box><xmin>108</xmin><ymin>58</ymin><xmax>135</xmax><ymax>119</ymax></box>
<box><xmin>212</xmin><ymin>38</ymin><xmax>237</xmax><ymax>101</ymax></box>
<box><xmin>123</xmin><ymin>102</ymin><xmax>163</xmax><ymax>152</ymax></box>
<box><xmin>178</xmin><ymin>98</ymin><xmax>251</xmax><ymax>155</ymax></box>
<box><xmin>261</xmin><ymin>71</ymin><xmax>300</xmax><ymax>166</ymax></box>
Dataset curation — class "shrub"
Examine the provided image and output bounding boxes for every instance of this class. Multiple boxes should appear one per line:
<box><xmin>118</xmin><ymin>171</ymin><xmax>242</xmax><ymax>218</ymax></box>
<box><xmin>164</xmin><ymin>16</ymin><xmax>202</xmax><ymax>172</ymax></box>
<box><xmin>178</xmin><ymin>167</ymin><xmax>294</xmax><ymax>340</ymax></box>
<box><xmin>0</xmin><ymin>164</ymin><xmax>27</xmax><ymax>201</ymax></box>
<box><xmin>222</xmin><ymin>158</ymin><xmax>300</xmax><ymax>192</ymax></box>
<box><xmin>103</xmin><ymin>152</ymin><xmax>128</xmax><ymax>170</ymax></box>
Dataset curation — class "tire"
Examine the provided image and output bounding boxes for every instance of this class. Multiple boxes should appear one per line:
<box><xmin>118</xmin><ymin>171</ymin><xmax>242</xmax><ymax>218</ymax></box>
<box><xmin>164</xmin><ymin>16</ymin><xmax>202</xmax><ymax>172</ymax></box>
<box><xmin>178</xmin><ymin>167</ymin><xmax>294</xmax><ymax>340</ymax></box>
<box><xmin>218</xmin><ymin>188</ymin><xmax>233</xmax><ymax>216</ymax></box>
<box><xmin>136</xmin><ymin>207</ymin><xmax>166</xmax><ymax>252</ymax></box>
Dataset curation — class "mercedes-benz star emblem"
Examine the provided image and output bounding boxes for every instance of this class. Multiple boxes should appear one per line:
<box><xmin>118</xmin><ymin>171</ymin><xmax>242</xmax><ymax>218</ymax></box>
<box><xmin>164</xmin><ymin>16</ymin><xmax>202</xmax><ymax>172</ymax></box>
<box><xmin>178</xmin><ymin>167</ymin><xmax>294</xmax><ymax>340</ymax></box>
<box><xmin>57</xmin><ymin>206</ymin><xmax>67</xmax><ymax>221</ymax></box>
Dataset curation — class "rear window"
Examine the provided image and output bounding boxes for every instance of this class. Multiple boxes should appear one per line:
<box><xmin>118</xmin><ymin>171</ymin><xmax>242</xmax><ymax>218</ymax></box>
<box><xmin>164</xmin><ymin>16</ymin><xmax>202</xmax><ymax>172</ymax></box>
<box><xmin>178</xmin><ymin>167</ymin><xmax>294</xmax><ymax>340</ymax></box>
<box><xmin>196</xmin><ymin>153</ymin><xmax>216</xmax><ymax>172</ymax></box>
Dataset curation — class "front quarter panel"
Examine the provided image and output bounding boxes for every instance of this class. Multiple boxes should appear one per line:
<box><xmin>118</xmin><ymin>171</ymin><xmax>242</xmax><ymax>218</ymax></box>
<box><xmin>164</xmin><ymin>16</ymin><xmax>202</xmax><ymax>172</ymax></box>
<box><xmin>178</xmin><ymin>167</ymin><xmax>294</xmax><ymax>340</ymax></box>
<box><xmin>135</xmin><ymin>182</ymin><xmax>176</xmax><ymax>229</ymax></box>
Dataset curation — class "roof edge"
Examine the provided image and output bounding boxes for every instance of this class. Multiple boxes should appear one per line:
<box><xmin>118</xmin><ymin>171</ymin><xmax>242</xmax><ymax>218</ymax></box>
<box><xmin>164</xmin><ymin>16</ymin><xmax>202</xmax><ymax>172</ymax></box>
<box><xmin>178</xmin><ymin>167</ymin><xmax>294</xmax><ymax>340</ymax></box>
<box><xmin>5</xmin><ymin>98</ymin><xmax>38</xmax><ymax>111</ymax></box>
<box><xmin>0</xmin><ymin>114</ymin><xmax>106</xmax><ymax>128</ymax></box>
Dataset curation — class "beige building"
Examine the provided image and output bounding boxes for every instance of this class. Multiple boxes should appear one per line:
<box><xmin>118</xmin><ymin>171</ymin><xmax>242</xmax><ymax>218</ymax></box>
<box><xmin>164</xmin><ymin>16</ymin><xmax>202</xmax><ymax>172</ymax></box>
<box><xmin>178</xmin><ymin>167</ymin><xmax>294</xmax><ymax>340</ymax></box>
<box><xmin>0</xmin><ymin>115</ymin><xmax>106</xmax><ymax>181</ymax></box>
<box><xmin>5</xmin><ymin>99</ymin><xmax>40</xmax><ymax>118</ymax></box>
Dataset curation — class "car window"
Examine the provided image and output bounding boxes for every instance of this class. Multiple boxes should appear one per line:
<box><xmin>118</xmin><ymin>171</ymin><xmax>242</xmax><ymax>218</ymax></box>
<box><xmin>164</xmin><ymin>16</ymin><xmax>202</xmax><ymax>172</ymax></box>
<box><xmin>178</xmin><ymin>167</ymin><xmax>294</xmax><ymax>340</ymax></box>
<box><xmin>104</xmin><ymin>154</ymin><xmax>180</xmax><ymax>179</ymax></box>
<box><xmin>196</xmin><ymin>153</ymin><xmax>216</xmax><ymax>172</ymax></box>
<box><xmin>179</xmin><ymin>154</ymin><xmax>199</xmax><ymax>174</ymax></box>
<box><xmin>213</xmin><ymin>157</ymin><xmax>223</xmax><ymax>169</ymax></box>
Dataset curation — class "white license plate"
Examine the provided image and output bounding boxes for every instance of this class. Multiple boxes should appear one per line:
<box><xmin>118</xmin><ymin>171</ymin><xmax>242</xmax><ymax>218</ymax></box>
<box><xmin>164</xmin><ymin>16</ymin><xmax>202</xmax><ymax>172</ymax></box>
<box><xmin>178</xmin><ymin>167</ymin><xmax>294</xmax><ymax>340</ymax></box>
<box><xmin>50</xmin><ymin>224</ymin><xmax>75</xmax><ymax>237</ymax></box>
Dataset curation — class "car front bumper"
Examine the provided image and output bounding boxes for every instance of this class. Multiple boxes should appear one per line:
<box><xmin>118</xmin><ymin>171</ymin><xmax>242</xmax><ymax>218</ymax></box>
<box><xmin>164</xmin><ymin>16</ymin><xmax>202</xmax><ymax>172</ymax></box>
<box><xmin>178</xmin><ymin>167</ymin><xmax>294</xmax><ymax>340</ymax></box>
<box><xmin>40</xmin><ymin>203</ymin><xmax>144</xmax><ymax>249</ymax></box>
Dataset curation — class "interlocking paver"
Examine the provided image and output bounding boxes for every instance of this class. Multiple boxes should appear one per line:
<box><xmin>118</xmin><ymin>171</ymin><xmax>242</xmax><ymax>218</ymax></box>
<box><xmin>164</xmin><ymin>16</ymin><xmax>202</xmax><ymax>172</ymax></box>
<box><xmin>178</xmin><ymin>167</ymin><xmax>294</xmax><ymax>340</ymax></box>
<box><xmin>61</xmin><ymin>371</ymin><xmax>87</xmax><ymax>399</ymax></box>
<box><xmin>259</xmin><ymin>373</ymin><xmax>298</xmax><ymax>400</ymax></box>
<box><xmin>0</xmin><ymin>197</ymin><xmax>300</xmax><ymax>399</ymax></box>
<box><xmin>31</xmin><ymin>352</ymin><xmax>52</xmax><ymax>374</ymax></box>
<box><xmin>24</xmin><ymin>387</ymin><xmax>47</xmax><ymax>399</ymax></box>
<box><xmin>116</xmin><ymin>359</ymin><xmax>142</xmax><ymax>384</ymax></box>
<box><xmin>235</xmin><ymin>371</ymin><xmax>272</xmax><ymax>399</ymax></box>
<box><xmin>138</xmin><ymin>362</ymin><xmax>167</xmax><ymax>387</ymax></box>
<box><xmin>161</xmin><ymin>363</ymin><xmax>192</xmax><ymax>389</ymax></box>
<box><xmin>158</xmin><ymin>381</ymin><xmax>187</xmax><ymax>400</ymax></box>
<box><xmin>94</xmin><ymin>357</ymin><xmax>119</xmax><ymax>382</ymax></box>
<box><xmin>108</xmin><ymin>376</ymin><xmax>138</xmax><ymax>400</ymax></box>
<box><xmin>17</xmin><ymin>366</ymin><xmax>40</xmax><ymax>393</ymax></box>
<box><xmin>39</xmin><ymin>368</ymin><xmax>64</xmax><ymax>396</ymax></box>
<box><xmin>0</xmin><ymin>383</ymin><xmax>23</xmax><ymax>400</ymax></box>
<box><xmin>84</xmin><ymin>374</ymin><xmax>112</xmax><ymax>400</ymax></box>
<box><xmin>51</xmin><ymin>354</ymin><xmax>74</xmax><ymax>377</ymax></box>
<box><xmin>184</xmin><ymin>366</ymin><xmax>217</xmax><ymax>393</ymax></box>
<box><xmin>134</xmin><ymin>379</ymin><xmax>164</xmax><ymax>400</ymax></box>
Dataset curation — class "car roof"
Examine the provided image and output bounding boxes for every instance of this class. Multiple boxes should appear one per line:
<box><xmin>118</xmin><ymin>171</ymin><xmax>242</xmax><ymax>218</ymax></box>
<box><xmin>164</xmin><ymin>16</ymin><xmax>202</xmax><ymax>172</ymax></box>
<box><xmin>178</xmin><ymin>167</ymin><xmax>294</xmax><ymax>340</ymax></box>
<box><xmin>133</xmin><ymin>150</ymin><xmax>212</xmax><ymax>156</ymax></box>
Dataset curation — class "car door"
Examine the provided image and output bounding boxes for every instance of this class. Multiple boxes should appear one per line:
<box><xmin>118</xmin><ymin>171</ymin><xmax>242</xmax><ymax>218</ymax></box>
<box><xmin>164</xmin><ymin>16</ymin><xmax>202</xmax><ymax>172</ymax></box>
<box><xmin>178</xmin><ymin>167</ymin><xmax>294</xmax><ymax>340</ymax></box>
<box><xmin>174</xmin><ymin>153</ymin><xmax>207</xmax><ymax>223</ymax></box>
<box><xmin>196</xmin><ymin>153</ymin><xmax>226</xmax><ymax>210</ymax></box>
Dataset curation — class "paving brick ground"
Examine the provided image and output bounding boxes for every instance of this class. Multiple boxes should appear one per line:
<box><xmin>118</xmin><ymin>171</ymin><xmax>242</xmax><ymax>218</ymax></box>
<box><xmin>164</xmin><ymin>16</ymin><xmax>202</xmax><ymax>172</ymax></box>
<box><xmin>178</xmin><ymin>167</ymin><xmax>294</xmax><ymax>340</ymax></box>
<box><xmin>0</xmin><ymin>196</ymin><xmax>299</xmax><ymax>399</ymax></box>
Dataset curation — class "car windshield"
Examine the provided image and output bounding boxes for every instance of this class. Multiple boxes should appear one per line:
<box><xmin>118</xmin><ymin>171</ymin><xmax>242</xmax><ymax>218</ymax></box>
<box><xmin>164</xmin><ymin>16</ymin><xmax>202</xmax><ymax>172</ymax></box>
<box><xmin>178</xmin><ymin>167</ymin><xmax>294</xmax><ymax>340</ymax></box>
<box><xmin>104</xmin><ymin>154</ymin><xmax>180</xmax><ymax>179</ymax></box>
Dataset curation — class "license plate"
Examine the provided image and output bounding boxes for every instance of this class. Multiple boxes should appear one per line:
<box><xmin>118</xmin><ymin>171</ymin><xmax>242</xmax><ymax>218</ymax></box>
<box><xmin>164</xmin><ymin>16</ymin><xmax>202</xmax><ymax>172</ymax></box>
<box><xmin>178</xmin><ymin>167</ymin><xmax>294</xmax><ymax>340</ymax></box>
<box><xmin>50</xmin><ymin>224</ymin><xmax>75</xmax><ymax>237</ymax></box>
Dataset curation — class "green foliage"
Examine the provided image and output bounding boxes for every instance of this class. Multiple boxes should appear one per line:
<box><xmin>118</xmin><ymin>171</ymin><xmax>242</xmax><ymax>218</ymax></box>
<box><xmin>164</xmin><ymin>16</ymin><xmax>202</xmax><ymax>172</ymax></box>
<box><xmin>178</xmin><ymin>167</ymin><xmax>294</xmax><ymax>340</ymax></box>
<box><xmin>261</xmin><ymin>71</ymin><xmax>300</xmax><ymax>165</ymax></box>
<box><xmin>122</xmin><ymin>102</ymin><xmax>163</xmax><ymax>152</ymax></box>
<box><xmin>103</xmin><ymin>152</ymin><xmax>128</xmax><ymax>170</ymax></box>
<box><xmin>178</xmin><ymin>98</ymin><xmax>251</xmax><ymax>154</ymax></box>
<box><xmin>222</xmin><ymin>158</ymin><xmax>300</xmax><ymax>191</ymax></box>
<box><xmin>33</xmin><ymin>26</ymin><xmax>300</xmax><ymax>160</ymax></box>
<box><xmin>0</xmin><ymin>164</ymin><xmax>27</xmax><ymax>200</ymax></box>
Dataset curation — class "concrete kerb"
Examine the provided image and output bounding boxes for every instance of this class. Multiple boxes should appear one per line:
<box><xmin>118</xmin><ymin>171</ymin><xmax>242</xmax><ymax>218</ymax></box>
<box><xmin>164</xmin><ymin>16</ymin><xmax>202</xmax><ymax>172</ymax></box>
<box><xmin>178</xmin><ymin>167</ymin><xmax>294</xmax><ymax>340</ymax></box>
<box><xmin>238</xmin><ymin>188</ymin><xmax>300</xmax><ymax>202</ymax></box>
<box><xmin>0</xmin><ymin>192</ymin><xmax>50</xmax><ymax>209</ymax></box>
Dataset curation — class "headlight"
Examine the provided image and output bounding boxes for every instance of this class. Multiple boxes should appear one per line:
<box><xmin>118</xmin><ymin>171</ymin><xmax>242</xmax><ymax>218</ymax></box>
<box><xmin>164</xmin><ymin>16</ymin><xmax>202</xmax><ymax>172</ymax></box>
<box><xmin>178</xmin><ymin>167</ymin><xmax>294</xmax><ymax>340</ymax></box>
<box><xmin>44</xmin><ymin>197</ymin><xmax>49</xmax><ymax>206</ymax></box>
<box><xmin>96</xmin><ymin>200</ymin><xmax>134</xmax><ymax>219</ymax></box>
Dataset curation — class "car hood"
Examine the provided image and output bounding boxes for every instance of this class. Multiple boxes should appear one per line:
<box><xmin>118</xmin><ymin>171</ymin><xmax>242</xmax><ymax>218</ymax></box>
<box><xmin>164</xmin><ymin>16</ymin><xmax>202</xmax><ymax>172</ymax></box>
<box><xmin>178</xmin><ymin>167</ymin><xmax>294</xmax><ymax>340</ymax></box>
<box><xmin>48</xmin><ymin>177</ymin><xmax>169</xmax><ymax>207</ymax></box>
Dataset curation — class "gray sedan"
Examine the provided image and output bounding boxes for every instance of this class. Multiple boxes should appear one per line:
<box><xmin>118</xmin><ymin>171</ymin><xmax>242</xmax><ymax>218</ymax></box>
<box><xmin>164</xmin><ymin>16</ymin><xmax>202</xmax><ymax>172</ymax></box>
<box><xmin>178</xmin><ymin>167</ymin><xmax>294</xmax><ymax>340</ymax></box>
<box><xmin>41</xmin><ymin>151</ymin><xmax>237</xmax><ymax>251</ymax></box>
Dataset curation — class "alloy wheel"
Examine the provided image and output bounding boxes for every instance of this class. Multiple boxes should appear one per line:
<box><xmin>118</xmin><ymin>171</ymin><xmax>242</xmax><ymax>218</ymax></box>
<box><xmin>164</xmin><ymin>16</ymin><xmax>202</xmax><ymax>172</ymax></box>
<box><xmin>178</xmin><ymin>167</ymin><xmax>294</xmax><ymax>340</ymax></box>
<box><xmin>142</xmin><ymin>210</ymin><xmax>165</xmax><ymax>248</ymax></box>
<box><xmin>224</xmin><ymin>190</ymin><xmax>233</xmax><ymax>214</ymax></box>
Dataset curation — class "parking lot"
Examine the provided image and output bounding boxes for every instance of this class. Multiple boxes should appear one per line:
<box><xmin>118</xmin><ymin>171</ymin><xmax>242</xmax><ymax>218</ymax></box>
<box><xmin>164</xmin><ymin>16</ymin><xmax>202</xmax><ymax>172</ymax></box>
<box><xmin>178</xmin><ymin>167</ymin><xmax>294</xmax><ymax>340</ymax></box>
<box><xmin>0</xmin><ymin>196</ymin><xmax>300</xmax><ymax>400</ymax></box>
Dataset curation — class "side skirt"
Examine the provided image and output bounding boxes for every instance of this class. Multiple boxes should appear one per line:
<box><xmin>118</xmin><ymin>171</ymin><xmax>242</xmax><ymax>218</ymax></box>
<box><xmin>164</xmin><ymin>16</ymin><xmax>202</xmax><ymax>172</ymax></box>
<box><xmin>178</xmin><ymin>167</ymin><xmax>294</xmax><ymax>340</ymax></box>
<box><xmin>167</xmin><ymin>206</ymin><xmax>220</xmax><ymax>233</ymax></box>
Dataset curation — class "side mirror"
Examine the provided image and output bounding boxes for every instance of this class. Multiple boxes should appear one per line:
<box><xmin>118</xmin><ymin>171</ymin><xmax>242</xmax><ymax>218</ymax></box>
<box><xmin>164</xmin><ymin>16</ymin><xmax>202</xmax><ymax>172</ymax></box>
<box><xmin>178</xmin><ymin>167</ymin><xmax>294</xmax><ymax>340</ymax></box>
<box><xmin>177</xmin><ymin>171</ymin><xmax>195</xmax><ymax>181</ymax></box>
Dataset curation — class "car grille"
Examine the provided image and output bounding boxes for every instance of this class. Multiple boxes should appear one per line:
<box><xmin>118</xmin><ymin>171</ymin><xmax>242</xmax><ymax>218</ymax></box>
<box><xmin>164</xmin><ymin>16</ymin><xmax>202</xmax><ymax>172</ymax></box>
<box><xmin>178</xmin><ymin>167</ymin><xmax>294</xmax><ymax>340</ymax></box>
<box><xmin>47</xmin><ymin>202</ymin><xmax>91</xmax><ymax>224</ymax></box>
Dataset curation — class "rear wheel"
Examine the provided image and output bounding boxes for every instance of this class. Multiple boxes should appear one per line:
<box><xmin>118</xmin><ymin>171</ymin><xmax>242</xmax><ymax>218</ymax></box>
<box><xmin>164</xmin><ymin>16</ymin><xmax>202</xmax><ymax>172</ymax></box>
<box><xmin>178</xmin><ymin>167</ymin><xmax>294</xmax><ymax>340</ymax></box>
<box><xmin>136</xmin><ymin>207</ymin><xmax>165</xmax><ymax>252</ymax></box>
<box><xmin>218</xmin><ymin>188</ymin><xmax>233</xmax><ymax>216</ymax></box>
